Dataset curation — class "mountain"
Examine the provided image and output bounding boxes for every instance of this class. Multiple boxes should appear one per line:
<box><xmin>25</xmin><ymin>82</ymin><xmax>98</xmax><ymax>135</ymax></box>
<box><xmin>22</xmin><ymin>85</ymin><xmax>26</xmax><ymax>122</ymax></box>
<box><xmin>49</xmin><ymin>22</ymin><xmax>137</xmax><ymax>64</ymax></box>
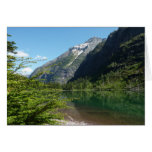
<box><xmin>69</xmin><ymin>27</ymin><xmax>145</xmax><ymax>89</ymax></box>
<box><xmin>30</xmin><ymin>37</ymin><xmax>104</xmax><ymax>83</ymax></box>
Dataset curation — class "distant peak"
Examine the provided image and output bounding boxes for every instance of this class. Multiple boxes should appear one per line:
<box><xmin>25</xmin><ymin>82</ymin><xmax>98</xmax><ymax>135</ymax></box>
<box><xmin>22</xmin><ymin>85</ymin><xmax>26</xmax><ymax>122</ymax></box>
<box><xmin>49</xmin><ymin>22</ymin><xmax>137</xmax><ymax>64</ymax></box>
<box><xmin>86</xmin><ymin>37</ymin><xmax>102</xmax><ymax>43</ymax></box>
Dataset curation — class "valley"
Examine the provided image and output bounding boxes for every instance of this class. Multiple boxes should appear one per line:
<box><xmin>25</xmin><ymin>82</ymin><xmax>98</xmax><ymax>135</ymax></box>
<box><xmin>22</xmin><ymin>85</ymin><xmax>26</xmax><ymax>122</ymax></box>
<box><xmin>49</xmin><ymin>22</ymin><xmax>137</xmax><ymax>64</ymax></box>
<box><xmin>7</xmin><ymin>27</ymin><xmax>145</xmax><ymax>125</ymax></box>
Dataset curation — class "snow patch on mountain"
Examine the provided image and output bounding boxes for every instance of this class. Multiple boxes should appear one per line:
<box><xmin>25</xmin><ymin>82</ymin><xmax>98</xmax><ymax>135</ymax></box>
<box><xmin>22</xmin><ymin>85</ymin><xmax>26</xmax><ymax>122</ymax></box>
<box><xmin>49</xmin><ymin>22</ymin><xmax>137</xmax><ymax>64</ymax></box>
<box><xmin>67</xmin><ymin>43</ymin><xmax>89</xmax><ymax>67</ymax></box>
<box><xmin>71</xmin><ymin>43</ymin><xmax>89</xmax><ymax>54</ymax></box>
<box><xmin>74</xmin><ymin>43</ymin><xmax>89</xmax><ymax>49</ymax></box>
<box><xmin>67</xmin><ymin>50</ymin><xmax>83</xmax><ymax>67</ymax></box>
<box><xmin>77</xmin><ymin>50</ymin><xmax>83</xmax><ymax>56</ymax></box>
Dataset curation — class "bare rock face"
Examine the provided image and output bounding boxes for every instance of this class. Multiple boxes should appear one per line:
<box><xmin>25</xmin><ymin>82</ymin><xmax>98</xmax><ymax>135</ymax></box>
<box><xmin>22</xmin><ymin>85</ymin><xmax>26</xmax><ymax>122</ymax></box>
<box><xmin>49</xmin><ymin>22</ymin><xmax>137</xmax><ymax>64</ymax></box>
<box><xmin>30</xmin><ymin>37</ymin><xmax>103</xmax><ymax>83</ymax></box>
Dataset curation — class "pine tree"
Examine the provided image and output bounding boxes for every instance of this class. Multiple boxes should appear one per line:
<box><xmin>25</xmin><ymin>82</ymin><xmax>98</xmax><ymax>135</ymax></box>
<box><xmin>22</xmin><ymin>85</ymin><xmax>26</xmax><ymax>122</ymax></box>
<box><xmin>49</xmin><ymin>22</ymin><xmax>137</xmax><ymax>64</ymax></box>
<box><xmin>7</xmin><ymin>34</ymin><xmax>67</xmax><ymax>125</ymax></box>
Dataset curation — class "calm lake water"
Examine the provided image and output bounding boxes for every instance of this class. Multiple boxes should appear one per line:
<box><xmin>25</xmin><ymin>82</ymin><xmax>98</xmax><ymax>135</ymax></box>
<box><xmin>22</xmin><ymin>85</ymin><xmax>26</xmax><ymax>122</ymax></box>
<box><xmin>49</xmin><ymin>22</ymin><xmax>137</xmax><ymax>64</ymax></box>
<box><xmin>61</xmin><ymin>91</ymin><xmax>145</xmax><ymax>125</ymax></box>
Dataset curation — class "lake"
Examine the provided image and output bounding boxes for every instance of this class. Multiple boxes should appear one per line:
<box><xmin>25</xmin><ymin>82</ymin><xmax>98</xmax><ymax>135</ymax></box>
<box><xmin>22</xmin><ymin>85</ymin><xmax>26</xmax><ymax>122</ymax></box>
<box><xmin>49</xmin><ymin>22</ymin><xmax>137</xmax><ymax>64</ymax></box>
<box><xmin>61</xmin><ymin>91</ymin><xmax>145</xmax><ymax>125</ymax></box>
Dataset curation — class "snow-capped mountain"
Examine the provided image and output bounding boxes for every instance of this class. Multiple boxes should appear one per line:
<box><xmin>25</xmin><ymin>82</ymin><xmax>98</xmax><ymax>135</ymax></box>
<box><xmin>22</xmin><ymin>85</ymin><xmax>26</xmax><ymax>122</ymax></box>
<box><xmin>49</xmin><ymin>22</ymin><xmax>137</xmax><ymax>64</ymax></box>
<box><xmin>30</xmin><ymin>37</ymin><xmax>103</xmax><ymax>83</ymax></box>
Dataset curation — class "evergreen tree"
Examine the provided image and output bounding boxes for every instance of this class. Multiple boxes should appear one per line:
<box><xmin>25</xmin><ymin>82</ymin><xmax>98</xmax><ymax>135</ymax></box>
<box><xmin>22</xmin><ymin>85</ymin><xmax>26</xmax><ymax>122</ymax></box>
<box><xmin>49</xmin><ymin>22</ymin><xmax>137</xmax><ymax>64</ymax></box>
<box><xmin>7</xmin><ymin>34</ymin><xmax>67</xmax><ymax>125</ymax></box>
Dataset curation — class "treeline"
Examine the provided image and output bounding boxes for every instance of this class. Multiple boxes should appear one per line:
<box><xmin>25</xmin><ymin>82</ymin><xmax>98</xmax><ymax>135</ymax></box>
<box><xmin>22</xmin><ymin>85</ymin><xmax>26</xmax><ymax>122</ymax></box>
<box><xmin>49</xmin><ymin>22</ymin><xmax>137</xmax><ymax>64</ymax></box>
<box><xmin>61</xmin><ymin>73</ymin><xmax>143</xmax><ymax>91</ymax></box>
<box><xmin>47</xmin><ymin>71</ymin><xmax>144</xmax><ymax>91</ymax></box>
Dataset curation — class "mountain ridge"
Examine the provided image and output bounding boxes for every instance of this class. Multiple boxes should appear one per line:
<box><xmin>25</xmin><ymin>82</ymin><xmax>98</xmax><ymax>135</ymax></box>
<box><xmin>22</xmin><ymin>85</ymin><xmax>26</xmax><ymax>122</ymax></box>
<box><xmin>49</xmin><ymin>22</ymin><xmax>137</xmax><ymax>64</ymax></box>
<box><xmin>70</xmin><ymin>27</ymin><xmax>145</xmax><ymax>81</ymax></box>
<box><xmin>30</xmin><ymin>37</ymin><xmax>104</xmax><ymax>83</ymax></box>
<box><xmin>67</xmin><ymin>27</ymin><xmax>144</xmax><ymax>90</ymax></box>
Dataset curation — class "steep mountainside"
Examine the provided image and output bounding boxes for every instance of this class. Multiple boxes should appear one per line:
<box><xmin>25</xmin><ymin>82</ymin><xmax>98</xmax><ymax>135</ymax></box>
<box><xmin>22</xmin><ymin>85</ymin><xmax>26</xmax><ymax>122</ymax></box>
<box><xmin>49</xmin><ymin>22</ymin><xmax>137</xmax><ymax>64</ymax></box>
<box><xmin>70</xmin><ymin>27</ymin><xmax>145</xmax><ymax>89</ymax></box>
<box><xmin>30</xmin><ymin>37</ymin><xmax>103</xmax><ymax>83</ymax></box>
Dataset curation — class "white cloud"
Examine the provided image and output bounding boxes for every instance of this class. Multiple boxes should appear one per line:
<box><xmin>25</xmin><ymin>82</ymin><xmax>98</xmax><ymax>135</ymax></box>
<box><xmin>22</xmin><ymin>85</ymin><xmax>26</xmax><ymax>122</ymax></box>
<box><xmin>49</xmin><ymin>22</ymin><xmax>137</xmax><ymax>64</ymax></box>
<box><xmin>8</xmin><ymin>52</ymin><xmax>14</xmax><ymax>56</ymax></box>
<box><xmin>35</xmin><ymin>55</ymin><xmax>47</xmax><ymax>60</ymax></box>
<box><xmin>15</xmin><ymin>50</ymin><xmax>29</xmax><ymax>57</ymax></box>
<box><xmin>8</xmin><ymin>50</ymin><xmax>29</xmax><ymax>57</ymax></box>
<box><xmin>8</xmin><ymin>51</ymin><xmax>47</xmax><ymax>61</ymax></box>
<box><xmin>21</xmin><ymin>67</ymin><xmax>33</xmax><ymax>75</ymax></box>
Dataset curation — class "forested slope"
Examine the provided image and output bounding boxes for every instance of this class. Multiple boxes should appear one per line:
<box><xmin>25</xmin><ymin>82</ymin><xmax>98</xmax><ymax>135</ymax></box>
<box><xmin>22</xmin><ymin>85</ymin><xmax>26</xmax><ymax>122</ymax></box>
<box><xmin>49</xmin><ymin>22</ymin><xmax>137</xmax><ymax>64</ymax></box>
<box><xmin>67</xmin><ymin>27</ymin><xmax>145</xmax><ymax>90</ymax></box>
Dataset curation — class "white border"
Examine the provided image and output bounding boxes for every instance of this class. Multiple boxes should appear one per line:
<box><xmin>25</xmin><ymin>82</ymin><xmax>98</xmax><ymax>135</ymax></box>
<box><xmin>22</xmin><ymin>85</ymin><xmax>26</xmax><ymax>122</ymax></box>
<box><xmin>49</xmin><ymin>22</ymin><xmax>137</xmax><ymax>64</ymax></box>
<box><xmin>0</xmin><ymin>0</ymin><xmax>152</xmax><ymax>152</ymax></box>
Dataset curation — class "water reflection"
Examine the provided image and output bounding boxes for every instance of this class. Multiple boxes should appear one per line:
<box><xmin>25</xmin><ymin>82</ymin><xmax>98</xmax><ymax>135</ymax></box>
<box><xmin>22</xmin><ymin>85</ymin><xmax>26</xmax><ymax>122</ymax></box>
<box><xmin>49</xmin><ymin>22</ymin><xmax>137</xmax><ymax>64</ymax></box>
<box><xmin>62</xmin><ymin>91</ymin><xmax>145</xmax><ymax>125</ymax></box>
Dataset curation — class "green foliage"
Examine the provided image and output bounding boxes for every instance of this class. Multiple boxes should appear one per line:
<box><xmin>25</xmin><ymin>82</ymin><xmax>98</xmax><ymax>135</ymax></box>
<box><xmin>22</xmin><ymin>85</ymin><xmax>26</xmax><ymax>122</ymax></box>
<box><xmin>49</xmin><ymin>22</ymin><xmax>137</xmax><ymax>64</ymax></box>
<box><xmin>7</xmin><ymin>35</ymin><xmax>67</xmax><ymax>125</ymax></box>
<box><xmin>62</xmin><ymin>78</ymin><xmax>93</xmax><ymax>91</ymax></box>
<box><xmin>7</xmin><ymin>82</ymin><xmax>66</xmax><ymax>125</ymax></box>
<box><xmin>7</xmin><ymin>34</ymin><xmax>18</xmax><ymax>71</ymax></box>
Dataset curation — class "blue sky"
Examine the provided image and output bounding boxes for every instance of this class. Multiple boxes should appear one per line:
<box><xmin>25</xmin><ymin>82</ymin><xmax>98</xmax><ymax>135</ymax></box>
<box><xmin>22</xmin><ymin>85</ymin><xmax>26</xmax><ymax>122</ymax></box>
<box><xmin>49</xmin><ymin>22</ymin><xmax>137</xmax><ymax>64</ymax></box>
<box><xmin>7</xmin><ymin>27</ymin><xmax>118</xmax><ymax>75</ymax></box>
